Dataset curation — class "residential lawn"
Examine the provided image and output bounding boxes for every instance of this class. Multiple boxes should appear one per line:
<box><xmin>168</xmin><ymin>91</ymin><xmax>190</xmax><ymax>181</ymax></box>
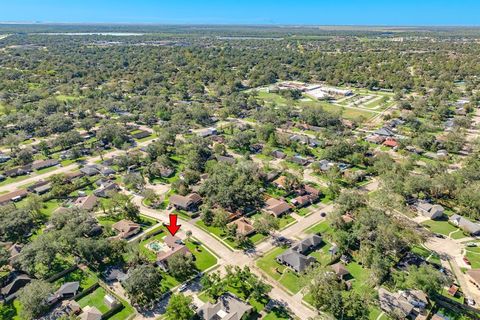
<box><xmin>411</xmin><ymin>245</ymin><xmax>441</xmax><ymax>266</ymax></box>
<box><xmin>465</xmin><ymin>250</ymin><xmax>480</xmax><ymax>269</ymax></box>
<box><xmin>35</xmin><ymin>166</ymin><xmax>60</xmax><ymax>174</ymax></box>
<box><xmin>77</xmin><ymin>287</ymin><xmax>110</xmax><ymax>314</ymax></box>
<box><xmin>297</xmin><ymin>207</ymin><xmax>311</xmax><ymax>216</ymax></box>
<box><xmin>308</xmin><ymin>241</ymin><xmax>333</xmax><ymax>266</ymax></box>
<box><xmin>108</xmin><ymin>297</ymin><xmax>136</xmax><ymax>320</ymax></box>
<box><xmin>0</xmin><ymin>175</ymin><xmax>30</xmax><ymax>187</ymax></box>
<box><xmin>345</xmin><ymin>261</ymin><xmax>375</xmax><ymax>295</ymax></box>
<box><xmin>263</xmin><ymin>307</ymin><xmax>292</xmax><ymax>320</ymax></box>
<box><xmin>421</xmin><ymin>220</ymin><xmax>462</xmax><ymax>237</ymax></box>
<box><xmin>40</xmin><ymin>199</ymin><xmax>62</xmax><ymax>217</ymax></box>
<box><xmin>250</xmin><ymin>232</ymin><xmax>267</xmax><ymax>244</ymax></box>
<box><xmin>305</xmin><ymin>220</ymin><xmax>332</xmax><ymax>236</ymax></box>
<box><xmin>186</xmin><ymin>239</ymin><xmax>217</xmax><ymax>271</ymax></box>
<box><xmin>256</xmin><ymin>247</ymin><xmax>302</xmax><ymax>294</ymax></box>
<box><xmin>0</xmin><ymin>301</ymin><xmax>20</xmax><ymax>320</ymax></box>
<box><xmin>435</xmin><ymin>305</ymin><xmax>474</xmax><ymax>320</ymax></box>
<box><xmin>54</xmin><ymin>268</ymin><xmax>98</xmax><ymax>291</ymax></box>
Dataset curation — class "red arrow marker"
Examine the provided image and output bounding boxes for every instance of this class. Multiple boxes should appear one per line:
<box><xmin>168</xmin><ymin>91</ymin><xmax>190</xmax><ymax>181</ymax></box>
<box><xmin>165</xmin><ymin>214</ymin><xmax>181</xmax><ymax>236</ymax></box>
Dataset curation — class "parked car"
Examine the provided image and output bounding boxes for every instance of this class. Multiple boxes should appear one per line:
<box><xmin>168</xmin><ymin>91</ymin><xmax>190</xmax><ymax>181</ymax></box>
<box><xmin>178</xmin><ymin>283</ymin><xmax>189</xmax><ymax>292</ymax></box>
<box><xmin>463</xmin><ymin>257</ymin><xmax>471</xmax><ymax>265</ymax></box>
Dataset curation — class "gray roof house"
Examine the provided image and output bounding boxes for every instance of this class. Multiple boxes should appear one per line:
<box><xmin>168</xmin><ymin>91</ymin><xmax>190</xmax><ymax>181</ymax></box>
<box><xmin>47</xmin><ymin>282</ymin><xmax>80</xmax><ymax>304</ymax></box>
<box><xmin>415</xmin><ymin>201</ymin><xmax>444</xmax><ymax>220</ymax></box>
<box><xmin>1</xmin><ymin>274</ymin><xmax>31</xmax><ymax>301</ymax></box>
<box><xmin>375</xmin><ymin>127</ymin><xmax>396</xmax><ymax>137</ymax></box>
<box><xmin>276</xmin><ymin>234</ymin><xmax>322</xmax><ymax>273</ymax></box>
<box><xmin>80</xmin><ymin>165</ymin><xmax>100</xmax><ymax>176</ymax></box>
<box><xmin>449</xmin><ymin>215</ymin><xmax>480</xmax><ymax>235</ymax></box>
<box><xmin>197</xmin><ymin>293</ymin><xmax>252</xmax><ymax>320</ymax></box>
<box><xmin>276</xmin><ymin>249</ymin><xmax>317</xmax><ymax>273</ymax></box>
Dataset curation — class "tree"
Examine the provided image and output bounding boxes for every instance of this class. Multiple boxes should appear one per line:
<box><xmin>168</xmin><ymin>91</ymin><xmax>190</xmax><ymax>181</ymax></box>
<box><xmin>200</xmin><ymin>271</ymin><xmax>226</xmax><ymax>300</ymax></box>
<box><xmin>308</xmin><ymin>269</ymin><xmax>344</xmax><ymax>318</ymax></box>
<box><xmin>0</xmin><ymin>246</ymin><xmax>9</xmax><ymax>269</ymax></box>
<box><xmin>253</xmin><ymin>212</ymin><xmax>279</xmax><ymax>235</ymax></box>
<box><xmin>17</xmin><ymin>280</ymin><xmax>54</xmax><ymax>320</ymax></box>
<box><xmin>200</xmin><ymin>162</ymin><xmax>263</xmax><ymax>212</ymax></box>
<box><xmin>0</xmin><ymin>206</ymin><xmax>36</xmax><ymax>243</ymax></box>
<box><xmin>168</xmin><ymin>253</ymin><xmax>196</xmax><ymax>281</ymax></box>
<box><xmin>165</xmin><ymin>294</ymin><xmax>194</xmax><ymax>320</ymax></box>
<box><xmin>123</xmin><ymin>264</ymin><xmax>164</xmax><ymax>307</ymax></box>
<box><xmin>212</xmin><ymin>209</ymin><xmax>230</xmax><ymax>230</ymax></box>
<box><xmin>401</xmin><ymin>265</ymin><xmax>447</xmax><ymax>296</ymax></box>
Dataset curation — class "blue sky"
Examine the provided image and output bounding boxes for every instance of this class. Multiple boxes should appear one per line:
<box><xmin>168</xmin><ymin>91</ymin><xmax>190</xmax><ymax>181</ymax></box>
<box><xmin>1</xmin><ymin>0</ymin><xmax>479</xmax><ymax>26</ymax></box>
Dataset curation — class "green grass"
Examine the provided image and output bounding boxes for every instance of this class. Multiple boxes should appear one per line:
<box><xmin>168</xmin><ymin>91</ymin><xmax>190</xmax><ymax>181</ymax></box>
<box><xmin>345</xmin><ymin>261</ymin><xmax>375</xmax><ymax>295</ymax></box>
<box><xmin>77</xmin><ymin>287</ymin><xmax>110</xmax><ymax>314</ymax></box>
<box><xmin>465</xmin><ymin>250</ymin><xmax>480</xmax><ymax>269</ymax></box>
<box><xmin>108</xmin><ymin>297</ymin><xmax>136</xmax><ymax>320</ymax></box>
<box><xmin>297</xmin><ymin>207</ymin><xmax>311</xmax><ymax>216</ymax></box>
<box><xmin>411</xmin><ymin>245</ymin><xmax>441</xmax><ymax>266</ymax></box>
<box><xmin>263</xmin><ymin>307</ymin><xmax>292</xmax><ymax>320</ymax></box>
<box><xmin>305</xmin><ymin>220</ymin><xmax>333</xmax><ymax>235</ymax></box>
<box><xmin>186</xmin><ymin>239</ymin><xmax>218</xmax><ymax>271</ymax></box>
<box><xmin>421</xmin><ymin>220</ymin><xmax>464</xmax><ymax>238</ymax></box>
<box><xmin>56</xmin><ymin>94</ymin><xmax>82</xmax><ymax>102</ymax></box>
<box><xmin>256</xmin><ymin>247</ymin><xmax>303</xmax><ymax>294</ymax></box>
<box><xmin>54</xmin><ymin>268</ymin><xmax>98</xmax><ymax>291</ymax></box>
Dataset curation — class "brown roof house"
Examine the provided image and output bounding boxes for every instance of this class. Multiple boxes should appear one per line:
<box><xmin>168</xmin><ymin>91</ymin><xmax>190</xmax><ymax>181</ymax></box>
<box><xmin>0</xmin><ymin>189</ymin><xmax>28</xmax><ymax>206</ymax></box>
<box><xmin>72</xmin><ymin>195</ymin><xmax>98</xmax><ymax>211</ymax></box>
<box><xmin>330</xmin><ymin>262</ymin><xmax>350</xmax><ymax>280</ymax></box>
<box><xmin>197</xmin><ymin>293</ymin><xmax>252</xmax><ymax>320</ymax></box>
<box><xmin>111</xmin><ymin>220</ymin><xmax>141</xmax><ymax>239</ymax></box>
<box><xmin>169</xmin><ymin>193</ymin><xmax>202</xmax><ymax>212</ymax></box>
<box><xmin>79</xmin><ymin>306</ymin><xmax>102</xmax><ymax>320</ymax></box>
<box><xmin>228</xmin><ymin>218</ymin><xmax>255</xmax><ymax>236</ymax></box>
<box><xmin>263</xmin><ymin>198</ymin><xmax>292</xmax><ymax>218</ymax></box>
<box><xmin>155</xmin><ymin>235</ymin><xmax>191</xmax><ymax>270</ymax></box>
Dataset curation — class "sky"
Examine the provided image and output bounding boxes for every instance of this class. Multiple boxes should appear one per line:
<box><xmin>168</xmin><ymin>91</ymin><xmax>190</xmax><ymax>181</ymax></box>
<box><xmin>0</xmin><ymin>0</ymin><xmax>479</xmax><ymax>26</ymax></box>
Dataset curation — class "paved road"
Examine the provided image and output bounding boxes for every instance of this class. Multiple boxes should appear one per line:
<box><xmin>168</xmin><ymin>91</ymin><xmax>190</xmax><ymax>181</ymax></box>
<box><xmin>0</xmin><ymin>137</ymin><xmax>157</xmax><ymax>194</ymax></box>
<box><xmin>130</xmin><ymin>194</ymin><xmax>331</xmax><ymax>319</ymax></box>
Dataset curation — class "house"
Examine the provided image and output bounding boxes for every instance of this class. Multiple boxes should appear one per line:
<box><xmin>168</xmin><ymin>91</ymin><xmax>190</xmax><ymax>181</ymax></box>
<box><xmin>447</xmin><ymin>284</ymin><xmax>459</xmax><ymax>297</ymax></box>
<box><xmin>112</xmin><ymin>220</ymin><xmax>141</xmax><ymax>239</ymax></box>
<box><xmin>31</xmin><ymin>159</ymin><xmax>59</xmax><ymax>171</ymax></box>
<box><xmin>94</xmin><ymin>181</ymin><xmax>119</xmax><ymax>198</ymax></box>
<box><xmin>0</xmin><ymin>274</ymin><xmax>31</xmax><ymax>301</ymax></box>
<box><xmin>276</xmin><ymin>249</ymin><xmax>317</xmax><ymax>273</ymax></box>
<box><xmin>330</xmin><ymin>262</ymin><xmax>350</xmax><ymax>280</ymax></box>
<box><xmin>33</xmin><ymin>183</ymin><xmax>52</xmax><ymax>195</ymax></box>
<box><xmin>48</xmin><ymin>282</ymin><xmax>80</xmax><ymax>304</ymax></box>
<box><xmin>272</xmin><ymin>150</ymin><xmax>286</xmax><ymax>159</ymax></box>
<box><xmin>169</xmin><ymin>193</ymin><xmax>202</xmax><ymax>212</ymax></box>
<box><xmin>104</xmin><ymin>294</ymin><xmax>119</xmax><ymax>309</ymax></box>
<box><xmin>414</xmin><ymin>201</ymin><xmax>444</xmax><ymax>220</ymax></box>
<box><xmin>156</xmin><ymin>235</ymin><xmax>191</xmax><ymax>270</ymax></box>
<box><xmin>0</xmin><ymin>189</ymin><xmax>28</xmax><ymax>206</ymax></box>
<box><xmin>103</xmin><ymin>267</ymin><xmax>128</xmax><ymax>283</ymax></box>
<box><xmin>79</xmin><ymin>306</ymin><xmax>102</xmax><ymax>320</ymax></box>
<box><xmin>80</xmin><ymin>165</ymin><xmax>100</xmax><ymax>176</ymax></box>
<box><xmin>197</xmin><ymin>293</ymin><xmax>253</xmax><ymax>320</ymax></box>
<box><xmin>0</xmin><ymin>154</ymin><xmax>11</xmax><ymax>163</ymax></box>
<box><xmin>72</xmin><ymin>195</ymin><xmax>98</xmax><ymax>211</ymax></box>
<box><xmin>3</xmin><ymin>166</ymin><xmax>31</xmax><ymax>178</ymax></box>
<box><xmin>100</xmin><ymin>167</ymin><xmax>116</xmax><ymax>176</ymax></box>
<box><xmin>6</xmin><ymin>243</ymin><xmax>22</xmax><ymax>265</ymax></box>
<box><xmin>466</xmin><ymin>269</ymin><xmax>480</xmax><ymax>290</ymax></box>
<box><xmin>264</xmin><ymin>198</ymin><xmax>291</xmax><ymax>217</ymax></box>
<box><xmin>315</xmin><ymin>159</ymin><xmax>334</xmax><ymax>172</ymax></box>
<box><xmin>216</xmin><ymin>155</ymin><xmax>236</xmax><ymax>165</ymax></box>
<box><xmin>383</xmin><ymin>138</ymin><xmax>399</xmax><ymax>148</ymax></box>
<box><xmin>272</xmin><ymin>176</ymin><xmax>287</xmax><ymax>189</ymax></box>
<box><xmin>228</xmin><ymin>218</ymin><xmax>255</xmax><ymax>236</ymax></box>
<box><xmin>197</xmin><ymin>127</ymin><xmax>217</xmax><ymax>138</ymax></box>
<box><xmin>291</xmin><ymin>185</ymin><xmax>320</xmax><ymax>208</ymax></box>
<box><xmin>131</xmin><ymin>130</ymin><xmax>151</xmax><ymax>140</ymax></box>
<box><xmin>366</xmin><ymin>134</ymin><xmax>386</xmax><ymax>144</ymax></box>
<box><xmin>288</xmin><ymin>155</ymin><xmax>309</xmax><ymax>166</ymax></box>
<box><xmin>375</xmin><ymin>127</ymin><xmax>396</xmax><ymax>137</ymax></box>
<box><xmin>276</xmin><ymin>235</ymin><xmax>322</xmax><ymax>273</ymax></box>
<box><xmin>378</xmin><ymin>288</ymin><xmax>427</xmax><ymax>318</ymax></box>
<box><xmin>449</xmin><ymin>215</ymin><xmax>480</xmax><ymax>235</ymax></box>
